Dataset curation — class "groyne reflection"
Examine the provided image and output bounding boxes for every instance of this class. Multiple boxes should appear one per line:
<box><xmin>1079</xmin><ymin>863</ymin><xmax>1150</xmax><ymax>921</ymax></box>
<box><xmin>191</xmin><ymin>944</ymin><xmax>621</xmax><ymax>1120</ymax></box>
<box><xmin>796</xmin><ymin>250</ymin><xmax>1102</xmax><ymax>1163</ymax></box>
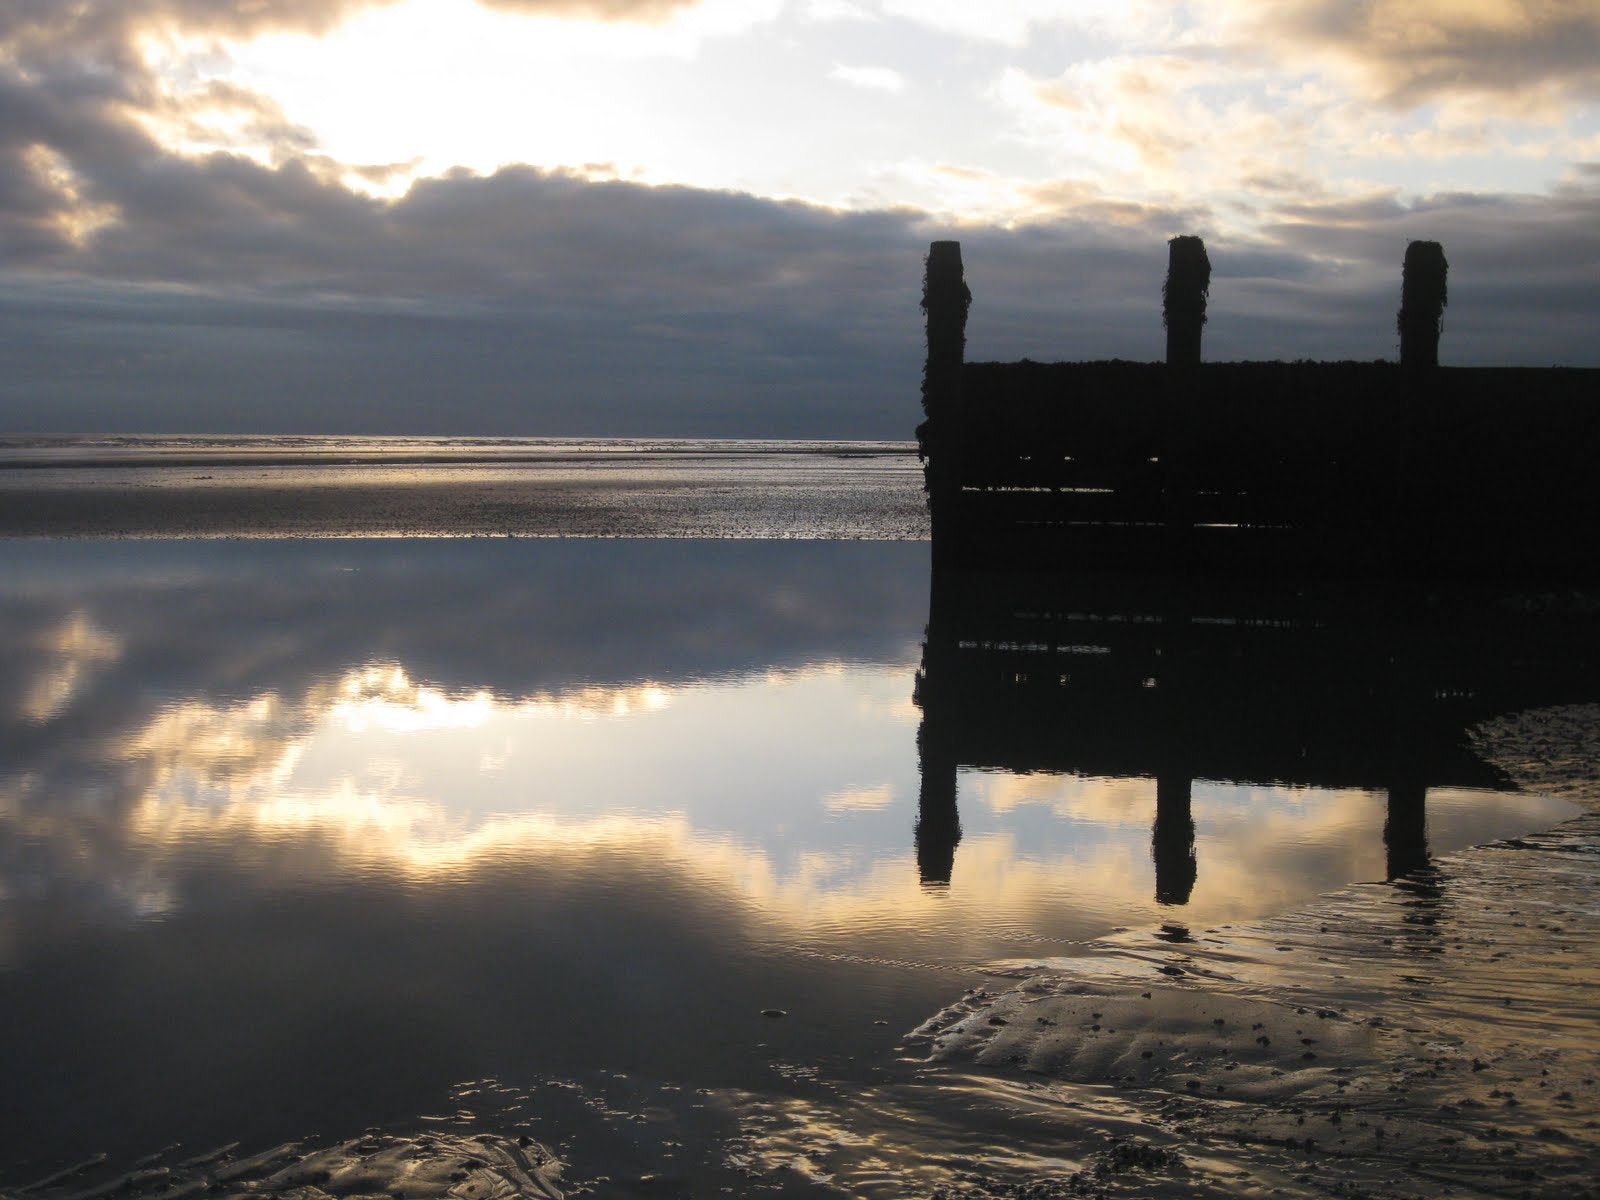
<box><xmin>913</xmin><ymin>563</ymin><xmax>1600</xmax><ymax>898</ymax></box>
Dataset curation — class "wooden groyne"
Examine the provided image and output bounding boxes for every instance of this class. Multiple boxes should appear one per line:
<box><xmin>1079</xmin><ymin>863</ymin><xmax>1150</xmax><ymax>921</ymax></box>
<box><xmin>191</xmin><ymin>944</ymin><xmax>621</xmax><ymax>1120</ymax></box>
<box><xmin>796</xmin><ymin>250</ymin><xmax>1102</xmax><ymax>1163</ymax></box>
<box><xmin>918</xmin><ymin>239</ymin><xmax>1599</xmax><ymax>576</ymax></box>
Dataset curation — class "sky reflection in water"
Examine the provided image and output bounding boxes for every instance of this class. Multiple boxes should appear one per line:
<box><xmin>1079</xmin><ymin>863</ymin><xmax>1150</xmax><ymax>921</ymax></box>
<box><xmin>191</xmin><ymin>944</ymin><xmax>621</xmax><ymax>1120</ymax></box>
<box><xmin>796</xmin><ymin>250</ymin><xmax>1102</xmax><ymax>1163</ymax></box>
<box><xmin>0</xmin><ymin>538</ymin><xmax>1574</xmax><ymax>1177</ymax></box>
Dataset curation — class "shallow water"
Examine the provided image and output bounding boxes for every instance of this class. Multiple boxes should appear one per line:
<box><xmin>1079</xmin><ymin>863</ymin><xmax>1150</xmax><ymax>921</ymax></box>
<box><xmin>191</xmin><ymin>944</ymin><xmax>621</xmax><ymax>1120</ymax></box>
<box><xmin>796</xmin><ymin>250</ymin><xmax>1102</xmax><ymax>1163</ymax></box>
<box><xmin>0</xmin><ymin>537</ymin><xmax>1585</xmax><ymax>1190</ymax></box>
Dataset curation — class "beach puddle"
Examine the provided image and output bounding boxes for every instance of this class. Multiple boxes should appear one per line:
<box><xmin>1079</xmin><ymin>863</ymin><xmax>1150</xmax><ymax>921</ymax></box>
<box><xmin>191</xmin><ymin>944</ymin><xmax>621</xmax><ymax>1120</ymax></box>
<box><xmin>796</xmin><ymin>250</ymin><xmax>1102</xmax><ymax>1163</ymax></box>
<box><xmin>2</xmin><ymin>540</ymin><xmax>1597</xmax><ymax>1196</ymax></box>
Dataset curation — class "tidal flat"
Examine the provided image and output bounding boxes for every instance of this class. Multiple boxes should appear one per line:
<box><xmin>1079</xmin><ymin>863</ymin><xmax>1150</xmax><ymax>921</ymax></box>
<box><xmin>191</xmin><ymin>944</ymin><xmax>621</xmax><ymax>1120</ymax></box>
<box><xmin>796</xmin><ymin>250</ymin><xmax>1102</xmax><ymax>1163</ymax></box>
<box><xmin>1</xmin><ymin>481</ymin><xmax>1597</xmax><ymax>1198</ymax></box>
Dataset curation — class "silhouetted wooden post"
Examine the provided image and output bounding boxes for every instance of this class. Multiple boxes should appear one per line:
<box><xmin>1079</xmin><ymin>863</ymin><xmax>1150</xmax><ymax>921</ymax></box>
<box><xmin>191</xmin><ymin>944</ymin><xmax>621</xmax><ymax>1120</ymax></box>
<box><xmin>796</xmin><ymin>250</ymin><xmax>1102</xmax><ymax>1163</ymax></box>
<box><xmin>1161</xmin><ymin>237</ymin><xmax>1207</xmax><ymax>556</ymax></box>
<box><xmin>1394</xmin><ymin>241</ymin><xmax>1447</xmax><ymax>568</ymax></box>
<box><xmin>921</xmin><ymin>241</ymin><xmax>970</xmax><ymax>553</ymax></box>
<box><xmin>1398</xmin><ymin>241</ymin><xmax>1447</xmax><ymax>372</ymax></box>
<box><xmin>1163</xmin><ymin>236</ymin><xmax>1210</xmax><ymax>367</ymax></box>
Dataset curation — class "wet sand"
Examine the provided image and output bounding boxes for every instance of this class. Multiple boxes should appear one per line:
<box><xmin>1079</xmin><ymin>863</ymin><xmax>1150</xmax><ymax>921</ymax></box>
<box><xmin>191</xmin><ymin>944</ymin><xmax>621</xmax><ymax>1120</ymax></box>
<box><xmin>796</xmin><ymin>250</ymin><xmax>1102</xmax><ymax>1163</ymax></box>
<box><xmin>1</xmin><ymin>1130</ymin><xmax>564</xmax><ymax>1200</ymax></box>
<box><xmin>884</xmin><ymin>703</ymin><xmax>1600</xmax><ymax>1198</ymax></box>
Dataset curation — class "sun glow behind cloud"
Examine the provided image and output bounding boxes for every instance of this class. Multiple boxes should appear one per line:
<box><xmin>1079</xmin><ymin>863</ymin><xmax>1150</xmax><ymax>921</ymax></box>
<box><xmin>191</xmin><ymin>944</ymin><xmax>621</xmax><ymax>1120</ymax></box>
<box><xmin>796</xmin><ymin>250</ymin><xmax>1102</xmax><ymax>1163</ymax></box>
<box><xmin>114</xmin><ymin>0</ymin><xmax>1593</xmax><ymax>234</ymax></box>
<box><xmin>191</xmin><ymin>0</ymin><xmax>784</xmax><ymax>195</ymax></box>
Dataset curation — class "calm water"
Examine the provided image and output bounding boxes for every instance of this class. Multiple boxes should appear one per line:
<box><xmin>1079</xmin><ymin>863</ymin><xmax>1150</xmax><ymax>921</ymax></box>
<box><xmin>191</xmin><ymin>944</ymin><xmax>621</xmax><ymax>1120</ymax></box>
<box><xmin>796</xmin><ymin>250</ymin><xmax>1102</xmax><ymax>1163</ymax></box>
<box><xmin>0</xmin><ymin>535</ymin><xmax>1578</xmax><ymax>1186</ymax></box>
<box><xmin>0</xmin><ymin>435</ymin><xmax>929</xmax><ymax>539</ymax></box>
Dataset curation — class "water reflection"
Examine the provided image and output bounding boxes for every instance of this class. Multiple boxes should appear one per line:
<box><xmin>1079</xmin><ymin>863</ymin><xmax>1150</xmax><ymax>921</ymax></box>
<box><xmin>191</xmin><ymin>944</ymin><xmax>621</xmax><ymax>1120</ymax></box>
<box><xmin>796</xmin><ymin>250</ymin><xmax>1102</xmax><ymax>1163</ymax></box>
<box><xmin>0</xmin><ymin>538</ymin><xmax>1590</xmax><ymax>1180</ymax></box>
<box><xmin>3</xmin><ymin>541</ymin><xmax>1586</xmax><ymax>945</ymax></box>
<box><xmin>913</xmin><ymin>565</ymin><xmax>1600</xmax><ymax>900</ymax></box>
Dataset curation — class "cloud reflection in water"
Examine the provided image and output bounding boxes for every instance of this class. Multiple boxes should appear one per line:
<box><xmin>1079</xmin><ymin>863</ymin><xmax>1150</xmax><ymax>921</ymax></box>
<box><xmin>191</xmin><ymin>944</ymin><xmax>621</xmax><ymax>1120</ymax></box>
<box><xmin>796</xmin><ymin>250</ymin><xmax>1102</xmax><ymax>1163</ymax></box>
<box><xmin>0</xmin><ymin>537</ymin><xmax>1585</xmax><ymax>1181</ymax></box>
<box><xmin>0</xmin><ymin>536</ymin><xmax>1569</xmax><ymax>959</ymax></box>
<box><xmin>0</xmin><ymin>537</ymin><xmax>1576</xmax><ymax>949</ymax></box>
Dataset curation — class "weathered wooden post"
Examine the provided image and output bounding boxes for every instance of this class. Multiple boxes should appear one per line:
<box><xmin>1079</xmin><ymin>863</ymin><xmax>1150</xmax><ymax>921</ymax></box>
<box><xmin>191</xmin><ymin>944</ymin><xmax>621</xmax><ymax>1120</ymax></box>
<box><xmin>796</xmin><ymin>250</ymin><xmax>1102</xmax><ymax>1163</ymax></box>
<box><xmin>1163</xmin><ymin>235</ymin><xmax>1210</xmax><ymax>367</ymax></box>
<box><xmin>1394</xmin><ymin>241</ymin><xmax>1447</xmax><ymax>568</ymax></box>
<box><xmin>1161</xmin><ymin>237</ymin><xmax>1207</xmax><ymax>558</ymax></box>
<box><xmin>921</xmin><ymin>241</ymin><xmax>969</xmax><ymax>422</ymax></box>
<box><xmin>1397</xmin><ymin>240</ymin><xmax>1447</xmax><ymax>372</ymax></box>
<box><xmin>920</xmin><ymin>241</ymin><xmax>970</xmax><ymax>552</ymax></box>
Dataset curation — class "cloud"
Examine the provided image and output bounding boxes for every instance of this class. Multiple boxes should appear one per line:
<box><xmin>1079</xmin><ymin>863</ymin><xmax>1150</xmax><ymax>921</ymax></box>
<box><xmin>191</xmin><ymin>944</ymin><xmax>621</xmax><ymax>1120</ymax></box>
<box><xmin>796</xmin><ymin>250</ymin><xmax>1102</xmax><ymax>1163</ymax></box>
<box><xmin>0</xmin><ymin>0</ymin><xmax>392</xmax><ymax>57</ymax></box>
<box><xmin>879</xmin><ymin>0</ymin><xmax>1165</xmax><ymax>46</ymax></box>
<box><xmin>1216</xmin><ymin>0</ymin><xmax>1600</xmax><ymax>108</ymax></box>
<box><xmin>1</xmin><ymin>0</ymin><xmax>702</xmax><ymax>51</ymax></box>
<box><xmin>0</xmin><ymin>22</ymin><xmax>943</xmax><ymax>436</ymax></box>
<box><xmin>1005</xmin><ymin>55</ymin><xmax>1222</xmax><ymax>175</ymax></box>
<box><xmin>4</xmin><ymin>163</ymin><xmax>1597</xmax><ymax>435</ymax></box>
<box><xmin>477</xmin><ymin>0</ymin><xmax>701</xmax><ymax>18</ymax></box>
<box><xmin>800</xmin><ymin>0</ymin><xmax>877</xmax><ymax>22</ymax></box>
<box><xmin>830</xmin><ymin>63</ymin><xmax>908</xmax><ymax>93</ymax></box>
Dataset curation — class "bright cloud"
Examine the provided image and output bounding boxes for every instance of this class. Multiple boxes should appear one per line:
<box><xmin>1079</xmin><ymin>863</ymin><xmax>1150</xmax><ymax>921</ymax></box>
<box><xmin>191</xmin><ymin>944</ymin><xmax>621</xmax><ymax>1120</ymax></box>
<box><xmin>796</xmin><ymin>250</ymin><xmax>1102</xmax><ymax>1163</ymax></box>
<box><xmin>879</xmin><ymin>0</ymin><xmax>1169</xmax><ymax>46</ymax></box>
<box><xmin>831</xmin><ymin>63</ymin><xmax>908</xmax><ymax>93</ymax></box>
<box><xmin>801</xmin><ymin>0</ymin><xmax>877</xmax><ymax>22</ymax></box>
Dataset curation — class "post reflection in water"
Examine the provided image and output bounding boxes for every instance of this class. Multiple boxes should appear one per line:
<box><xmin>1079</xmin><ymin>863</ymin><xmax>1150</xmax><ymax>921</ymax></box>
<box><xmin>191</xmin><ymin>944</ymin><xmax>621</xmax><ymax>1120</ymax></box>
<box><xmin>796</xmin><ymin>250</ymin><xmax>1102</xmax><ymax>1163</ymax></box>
<box><xmin>912</xmin><ymin>558</ymin><xmax>1600</xmax><ymax>901</ymax></box>
<box><xmin>1152</xmin><ymin>771</ymin><xmax>1197</xmax><ymax>907</ymax></box>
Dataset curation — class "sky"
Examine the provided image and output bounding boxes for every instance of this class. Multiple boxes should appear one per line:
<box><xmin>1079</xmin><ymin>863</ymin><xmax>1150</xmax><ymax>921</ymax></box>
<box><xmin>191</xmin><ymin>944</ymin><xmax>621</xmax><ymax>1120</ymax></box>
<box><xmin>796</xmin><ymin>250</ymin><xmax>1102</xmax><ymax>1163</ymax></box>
<box><xmin>2</xmin><ymin>0</ymin><xmax>1597</xmax><ymax>437</ymax></box>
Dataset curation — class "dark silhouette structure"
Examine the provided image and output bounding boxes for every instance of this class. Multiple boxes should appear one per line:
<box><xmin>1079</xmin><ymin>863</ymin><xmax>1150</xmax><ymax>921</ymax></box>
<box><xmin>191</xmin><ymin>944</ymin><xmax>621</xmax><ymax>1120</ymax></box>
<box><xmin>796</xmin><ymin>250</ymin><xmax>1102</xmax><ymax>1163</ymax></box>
<box><xmin>1162</xmin><ymin>235</ymin><xmax>1210</xmax><ymax>368</ymax></box>
<box><xmin>919</xmin><ymin>240</ymin><xmax>972</xmax><ymax>536</ymax></box>
<box><xmin>917</xmin><ymin>238</ymin><xmax>1599</xmax><ymax>576</ymax></box>
<box><xmin>911</xmin><ymin>566</ymin><xmax>1600</xmax><ymax>897</ymax></box>
<box><xmin>1398</xmin><ymin>240</ymin><xmax>1448</xmax><ymax>372</ymax></box>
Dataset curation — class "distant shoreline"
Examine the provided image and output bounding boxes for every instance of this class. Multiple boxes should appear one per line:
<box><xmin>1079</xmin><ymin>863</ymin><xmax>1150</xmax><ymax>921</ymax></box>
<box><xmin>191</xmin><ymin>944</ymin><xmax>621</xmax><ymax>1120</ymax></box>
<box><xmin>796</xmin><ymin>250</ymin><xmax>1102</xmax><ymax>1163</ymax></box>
<box><xmin>0</xmin><ymin>434</ymin><xmax>919</xmax><ymax>471</ymax></box>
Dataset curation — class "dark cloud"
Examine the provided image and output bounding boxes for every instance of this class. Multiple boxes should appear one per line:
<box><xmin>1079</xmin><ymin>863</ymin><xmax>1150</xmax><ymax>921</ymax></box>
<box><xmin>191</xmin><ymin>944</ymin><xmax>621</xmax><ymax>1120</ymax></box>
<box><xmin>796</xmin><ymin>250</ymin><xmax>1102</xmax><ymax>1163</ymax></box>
<box><xmin>1249</xmin><ymin>174</ymin><xmax>1600</xmax><ymax>362</ymax></box>
<box><xmin>3</xmin><ymin>164</ymin><xmax>1597</xmax><ymax>434</ymax></box>
<box><xmin>1250</xmin><ymin>0</ymin><xmax>1600</xmax><ymax>107</ymax></box>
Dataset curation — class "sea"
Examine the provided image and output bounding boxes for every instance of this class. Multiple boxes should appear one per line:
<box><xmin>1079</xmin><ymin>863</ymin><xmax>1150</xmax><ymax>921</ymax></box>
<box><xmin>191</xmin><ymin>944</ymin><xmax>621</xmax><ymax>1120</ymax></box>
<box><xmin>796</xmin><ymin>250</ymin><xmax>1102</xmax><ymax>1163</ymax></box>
<box><xmin>0</xmin><ymin>434</ymin><xmax>1590</xmax><ymax>1196</ymax></box>
<box><xmin>0</xmin><ymin>433</ymin><xmax>919</xmax><ymax>468</ymax></box>
<box><xmin>0</xmin><ymin>434</ymin><xmax>930</xmax><ymax>540</ymax></box>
